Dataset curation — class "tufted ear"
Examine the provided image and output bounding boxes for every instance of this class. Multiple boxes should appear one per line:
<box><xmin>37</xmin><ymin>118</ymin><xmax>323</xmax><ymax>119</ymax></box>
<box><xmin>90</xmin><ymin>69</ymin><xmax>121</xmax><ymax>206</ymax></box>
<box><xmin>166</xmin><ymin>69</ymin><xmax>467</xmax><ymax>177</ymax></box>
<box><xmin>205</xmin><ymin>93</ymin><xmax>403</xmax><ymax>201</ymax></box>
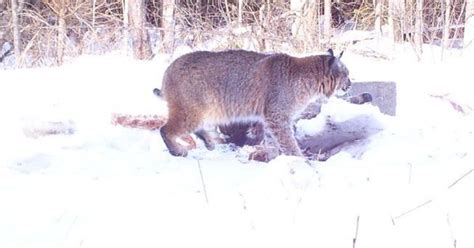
<box><xmin>327</xmin><ymin>48</ymin><xmax>334</xmax><ymax>56</ymax></box>
<box><xmin>339</xmin><ymin>50</ymin><xmax>344</xmax><ymax>59</ymax></box>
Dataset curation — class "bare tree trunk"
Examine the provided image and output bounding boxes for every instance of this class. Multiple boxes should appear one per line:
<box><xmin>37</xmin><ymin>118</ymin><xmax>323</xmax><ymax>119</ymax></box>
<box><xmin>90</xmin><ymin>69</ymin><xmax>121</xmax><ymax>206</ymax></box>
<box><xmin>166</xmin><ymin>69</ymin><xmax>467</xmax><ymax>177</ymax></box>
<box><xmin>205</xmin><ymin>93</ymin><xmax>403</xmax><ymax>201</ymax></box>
<box><xmin>388</xmin><ymin>0</ymin><xmax>395</xmax><ymax>42</ymax></box>
<box><xmin>291</xmin><ymin>0</ymin><xmax>321</xmax><ymax>51</ymax></box>
<box><xmin>306</xmin><ymin>1</ymin><xmax>318</xmax><ymax>50</ymax></box>
<box><xmin>11</xmin><ymin>0</ymin><xmax>21</xmax><ymax>66</ymax></box>
<box><xmin>388</xmin><ymin>0</ymin><xmax>406</xmax><ymax>43</ymax></box>
<box><xmin>256</xmin><ymin>0</ymin><xmax>270</xmax><ymax>51</ymax></box>
<box><xmin>414</xmin><ymin>0</ymin><xmax>423</xmax><ymax>58</ymax></box>
<box><xmin>238</xmin><ymin>0</ymin><xmax>243</xmax><ymax>27</ymax></box>
<box><xmin>323</xmin><ymin>0</ymin><xmax>332</xmax><ymax>43</ymax></box>
<box><xmin>122</xmin><ymin>0</ymin><xmax>129</xmax><ymax>55</ymax></box>
<box><xmin>57</xmin><ymin>0</ymin><xmax>67</xmax><ymax>65</ymax></box>
<box><xmin>160</xmin><ymin>0</ymin><xmax>175</xmax><ymax>53</ymax></box>
<box><xmin>400</xmin><ymin>0</ymin><xmax>407</xmax><ymax>40</ymax></box>
<box><xmin>291</xmin><ymin>0</ymin><xmax>305</xmax><ymax>47</ymax></box>
<box><xmin>316</xmin><ymin>0</ymin><xmax>322</xmax><ymax>44</ymax></box>
<box><xmin>224</xmin><ymin>0</ymin><xmax>232</xmax><ymax>25</ymax></box>
<box><xmin>465</xmin><ymin>0</ymin><xmax>474</xmax><ymax>53</ymax></box>
<box><xmin>374</xmin><ymin>0</ymin><xmax>383</xmax><ymax>37</ymax></box>
<box><xmin>92</xmin><ymin>0</ymin><xmax>97</xmax><ymax>27</ymax></box>
<box><xmin>17</xmin><ymin>0</ymin><xmax>24</xmax><ymax>12</ymax></box>
<box><xmin>441</xmin><ymin>0</ymin><xmax>451</xmax><ymax>60</ymax></box>
<box><xmin>127</xmin><ymin>0</ymin><xmax>152</xmax><ymax>60</ymax></box>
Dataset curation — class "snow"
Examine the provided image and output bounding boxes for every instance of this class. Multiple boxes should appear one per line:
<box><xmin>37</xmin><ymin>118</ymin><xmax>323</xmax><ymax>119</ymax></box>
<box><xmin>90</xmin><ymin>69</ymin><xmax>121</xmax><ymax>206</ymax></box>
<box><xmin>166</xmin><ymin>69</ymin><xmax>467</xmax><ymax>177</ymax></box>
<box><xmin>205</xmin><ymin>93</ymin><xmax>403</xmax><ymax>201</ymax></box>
<box><xmin>1</xmin><ymin>47</ymin><xmax>474</xmax><ymax>248</ymax></box>
<box><xmin>295</xmin><ymin>97</ymin><xmax>386</xmax><ymax>138</ymax></box>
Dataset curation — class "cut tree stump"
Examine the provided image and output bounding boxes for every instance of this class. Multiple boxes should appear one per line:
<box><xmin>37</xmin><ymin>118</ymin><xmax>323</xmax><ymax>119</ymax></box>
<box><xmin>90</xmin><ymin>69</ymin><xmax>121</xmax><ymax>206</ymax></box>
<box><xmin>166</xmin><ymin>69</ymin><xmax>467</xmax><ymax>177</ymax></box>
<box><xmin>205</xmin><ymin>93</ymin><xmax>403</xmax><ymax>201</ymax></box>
<box><xmin>350</xmin><ymin>81</ymin><xmax>397</xmax><ymax>116</ymax></box>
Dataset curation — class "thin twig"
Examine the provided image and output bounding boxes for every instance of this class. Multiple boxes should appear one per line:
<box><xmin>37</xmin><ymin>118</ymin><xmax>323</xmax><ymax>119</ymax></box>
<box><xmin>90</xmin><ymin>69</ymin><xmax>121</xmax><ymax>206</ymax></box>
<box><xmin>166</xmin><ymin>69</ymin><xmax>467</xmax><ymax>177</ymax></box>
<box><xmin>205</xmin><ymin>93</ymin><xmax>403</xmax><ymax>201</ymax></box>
<box><xmin>446</xmin><ymin>214</ymin><xmax>457</xmax><ymax>248</ymax></box>
<box><xmin>394</xmin><ymin>168</ymin><xmax>474</xmax><ymax>222</ymax></box>
<box><xmin>353</xmin><ymin>215</ymin><xmax>360</xmax><ymax>248</ymax></box>
<box><xmin>394</xmin><ymin>199</ymin><xmax>433</xmax><ymax>221</ymax></box>
<box><xmin>197</xmin><ymin>159</ymin><xmax>209</xmax><ymax>204</ymax></box>
<box><xmin>408</xmin><ymin>162</ymin><xmax>413</xmax><ymax>184</ymax></box>
<box><xmin>448</xmin><ymin>168</ymin><xmax>474</xmax><ymax>189</ymax></box>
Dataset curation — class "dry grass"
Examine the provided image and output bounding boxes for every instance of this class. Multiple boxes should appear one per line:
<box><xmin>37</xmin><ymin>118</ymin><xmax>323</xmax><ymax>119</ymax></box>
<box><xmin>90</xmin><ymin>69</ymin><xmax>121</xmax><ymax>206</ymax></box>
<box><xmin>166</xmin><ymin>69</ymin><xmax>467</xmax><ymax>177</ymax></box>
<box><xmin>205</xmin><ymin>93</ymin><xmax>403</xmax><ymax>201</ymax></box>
<box><xmin>0</xmin><ymin>0</ymin><xmax>470</xmax><ymax>68</ymax></box>
<box><xmin>1</xmin><ymin>0</ymin><xmax>124</xmax><ymax>67</ymax></box>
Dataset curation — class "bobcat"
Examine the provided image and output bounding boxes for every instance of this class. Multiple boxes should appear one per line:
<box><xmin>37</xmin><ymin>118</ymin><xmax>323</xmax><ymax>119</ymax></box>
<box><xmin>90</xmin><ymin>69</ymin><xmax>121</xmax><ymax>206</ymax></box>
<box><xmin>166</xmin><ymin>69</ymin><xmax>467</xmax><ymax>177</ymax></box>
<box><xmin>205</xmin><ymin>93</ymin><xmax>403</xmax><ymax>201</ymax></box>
<box><xmin>219</xmin><ymin>92</ymin><xmax>373</xmax><ymax>148</ymax></box>
<box><xmin>154</xmin><ymin>49</ymin><xmax>352</xmax><ymax>157</ymax></box>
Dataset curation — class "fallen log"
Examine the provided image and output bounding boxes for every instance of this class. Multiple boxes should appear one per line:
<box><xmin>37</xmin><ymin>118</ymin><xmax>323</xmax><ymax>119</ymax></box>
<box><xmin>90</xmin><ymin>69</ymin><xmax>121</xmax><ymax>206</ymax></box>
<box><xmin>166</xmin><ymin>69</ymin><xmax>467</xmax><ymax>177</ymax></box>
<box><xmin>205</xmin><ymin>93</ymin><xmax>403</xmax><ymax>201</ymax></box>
<box><xmin>429</xmin><ymin>94</ymin><xmax>473</xmax><ymax>115</ymax></box>
<box><xmin>23</xmin><ymin>120</ymin><xmax>76</xmax><ymax>138</ymax></box>
<box><xmin>111</xmin><ymin>113</ymin><xmax>167</xmax><ymax>130</ymax></box>
<box><xmin>110</xmin><ymin>113</ymin><xmax>196</xmax><ymax>149</ymax></box>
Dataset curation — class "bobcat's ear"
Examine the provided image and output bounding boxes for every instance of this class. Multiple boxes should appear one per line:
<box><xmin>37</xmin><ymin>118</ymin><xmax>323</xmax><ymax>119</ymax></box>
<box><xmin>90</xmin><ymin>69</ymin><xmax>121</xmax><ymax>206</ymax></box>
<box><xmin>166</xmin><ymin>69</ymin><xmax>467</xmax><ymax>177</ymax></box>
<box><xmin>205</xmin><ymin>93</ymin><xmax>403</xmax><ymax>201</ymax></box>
<box><xmin>327</xmin><ymin>48</ymin><xmax>334</xmax><ymax>56</ymax></box>
<box><xmin>339</xmin><ymin>50</ymin><xmax>344</xmax><ymax>59</ymax></box>
<box><xmin>328</xmin><ymin>55</ymin><xmax>336</xmax><ymax>67</ymax></box>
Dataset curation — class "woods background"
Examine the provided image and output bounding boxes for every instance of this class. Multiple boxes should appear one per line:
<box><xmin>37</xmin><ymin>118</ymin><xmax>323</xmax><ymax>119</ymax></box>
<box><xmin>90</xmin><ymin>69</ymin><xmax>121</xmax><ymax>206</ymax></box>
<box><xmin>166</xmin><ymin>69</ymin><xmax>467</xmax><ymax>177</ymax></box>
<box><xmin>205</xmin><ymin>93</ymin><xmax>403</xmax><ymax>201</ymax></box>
<box><xmin>1</xmin><ymin>0</ymin><xmax>473</xmax><ymax>68</ymax></box>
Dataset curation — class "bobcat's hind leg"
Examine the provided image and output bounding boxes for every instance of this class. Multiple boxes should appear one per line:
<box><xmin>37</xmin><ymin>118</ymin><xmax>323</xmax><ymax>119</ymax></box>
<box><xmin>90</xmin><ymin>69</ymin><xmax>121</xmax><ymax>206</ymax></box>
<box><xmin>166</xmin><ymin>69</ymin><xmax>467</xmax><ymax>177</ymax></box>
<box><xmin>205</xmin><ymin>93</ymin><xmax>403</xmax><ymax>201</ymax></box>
<box><xmin>160</xmin><ymin>125</ymin><xmax>188</xmax><ymax>157</ymax></box>
<box><xmin>195</xmin><ymin>129</ymin><xmax>216</xmax><ymax>151</ymax></box>
<box><xmin>160</xmin><ymin>109</ymin><xmax>202</xmax><ymax>157</ymax></box>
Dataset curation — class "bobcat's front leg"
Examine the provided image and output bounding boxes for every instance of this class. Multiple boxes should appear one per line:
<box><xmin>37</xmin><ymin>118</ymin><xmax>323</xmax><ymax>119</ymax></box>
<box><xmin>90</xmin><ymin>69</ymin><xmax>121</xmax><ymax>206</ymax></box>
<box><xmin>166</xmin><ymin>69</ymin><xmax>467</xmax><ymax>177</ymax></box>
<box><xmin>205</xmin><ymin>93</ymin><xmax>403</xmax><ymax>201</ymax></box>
<box><xmin>264</xmin><ymin>116</ymin><xmax>303</xmax><ymax>157</ymax></box>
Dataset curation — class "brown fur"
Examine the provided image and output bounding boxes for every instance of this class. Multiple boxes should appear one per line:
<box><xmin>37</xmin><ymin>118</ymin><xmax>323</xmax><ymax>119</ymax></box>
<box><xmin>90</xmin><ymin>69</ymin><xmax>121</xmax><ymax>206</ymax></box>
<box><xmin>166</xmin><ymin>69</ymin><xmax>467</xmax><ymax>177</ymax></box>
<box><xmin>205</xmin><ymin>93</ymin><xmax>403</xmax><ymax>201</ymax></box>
<box><xmin>220</xmin><ymin>92</ymin><xmax>373</xmax><ymax>149</ymax></box>
<box><xmin>156</xmin><ymin>49</ymin><xmax>351</xmax><ymax>157</ymax></box>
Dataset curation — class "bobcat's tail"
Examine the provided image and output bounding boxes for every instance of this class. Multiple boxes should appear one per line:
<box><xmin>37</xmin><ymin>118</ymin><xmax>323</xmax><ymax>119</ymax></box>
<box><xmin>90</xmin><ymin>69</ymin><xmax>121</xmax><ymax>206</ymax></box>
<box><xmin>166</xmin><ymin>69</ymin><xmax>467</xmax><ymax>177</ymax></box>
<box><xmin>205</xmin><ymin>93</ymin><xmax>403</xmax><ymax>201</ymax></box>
<box><xmin>153</xmin><ymin>88</ymin><xmax>162</xmax><ymax>98</ymax></box>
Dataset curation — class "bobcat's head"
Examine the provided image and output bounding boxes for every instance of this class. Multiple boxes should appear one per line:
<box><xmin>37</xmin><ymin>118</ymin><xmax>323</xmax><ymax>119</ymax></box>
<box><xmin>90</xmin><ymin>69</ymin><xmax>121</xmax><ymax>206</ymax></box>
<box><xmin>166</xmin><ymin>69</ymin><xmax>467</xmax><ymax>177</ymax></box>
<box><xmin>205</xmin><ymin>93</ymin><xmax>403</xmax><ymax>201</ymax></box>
<box><xmin>327</xmin><ymin>49</ymin><xmax>352</xmax><ymax>96</ymax></box>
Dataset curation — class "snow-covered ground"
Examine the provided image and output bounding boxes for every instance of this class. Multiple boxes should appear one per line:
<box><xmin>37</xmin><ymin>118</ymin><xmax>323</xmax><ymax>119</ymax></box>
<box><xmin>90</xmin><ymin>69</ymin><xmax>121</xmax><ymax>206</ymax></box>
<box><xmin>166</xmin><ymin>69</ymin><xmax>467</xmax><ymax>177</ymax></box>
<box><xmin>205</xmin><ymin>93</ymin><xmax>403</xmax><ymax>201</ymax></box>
<box><xmin>0</xmin><ymin>47</ymin><xmax>473</xmax><ymax>248</ymax></box>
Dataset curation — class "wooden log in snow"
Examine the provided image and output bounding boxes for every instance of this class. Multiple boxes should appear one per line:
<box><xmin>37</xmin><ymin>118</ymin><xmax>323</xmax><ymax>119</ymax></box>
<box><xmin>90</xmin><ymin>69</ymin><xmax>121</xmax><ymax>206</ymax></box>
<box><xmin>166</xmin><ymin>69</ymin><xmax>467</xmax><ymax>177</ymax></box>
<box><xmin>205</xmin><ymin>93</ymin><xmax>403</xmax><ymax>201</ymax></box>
<box><xmin>23</xmin><ymin>120</ymin><xmax>76</xmax><ymax>138</ymax></box>
<box><xmin>110</xmin><ymin>113</ymin><xmax>196</xmax><ymax>149</ymax></box>
<box><xmin>111</xmin><ymin>113</ymin><xmax>166</xmax><ymax>130</ymax></box>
